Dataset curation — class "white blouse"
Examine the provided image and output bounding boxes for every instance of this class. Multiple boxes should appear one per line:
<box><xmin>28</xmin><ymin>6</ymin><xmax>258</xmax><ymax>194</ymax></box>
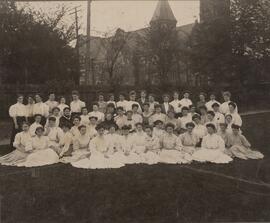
<box><xmin>45</xmin><ymin>100</ymin><xmax>59</xmax><ymax>112</ymax></box>
<box><xmin>179</xmin><ymin>115</ymin><xmax>192</xmax><ymax>129</ymax></box>
<box><xmin>46</xmin><ymin>127</ymin><xmax>64</xmax><ymax>143</ymax></box>
<box><xmin>25</xmin><ymin>104</ymin><xmax>35</xmax><ymax>118</ymax></box>
<box><xmin>89</xmin><ymin>135</ymin><xmax>109</xmax><ymax>154</ymax></box>
<box><xmin>31</xmin><ymin>136</ymin><xmax>49</xmax><ymax>151</ymax></box>
<box><xmin>160</xmin><ymin>133</ymin><xmax>182</xmax><ymax>150</ymax></box>
<box><xmin>118</xmin><ymin>135</ymin><xmax>135</xmax><ymax>153</ymax></box>
<box><xmin>13</xmin><ymin>131</ymin><xmax>32</xmax><ymax>151</ymax></box>
<box><xmin>179</xmin><ymin>98</ymin><xmax>193</xmax><ymax>109</ymax></box>
<box><xmin>88</xmin><ymin>111</ymin><xmax>104</xmax><ymax>122</ymax></box>
<box><xmin>9</xmin><ymin>103</ymin><xmax>26</xmax><ymax>118</ymax></box>
<box><xmin>205</xmin><ymin>100</ymin><xmax>220</xmax><ymax>111</ymax></box>
<box><xmin>33</xmin><ymin>102</ymin><xmax>49</xmax><ymax>117</ymax></box>
<box><xmin>201</xmin><ymin>133</ymin><xmax>225</xmax><ymax>150</ymax></box>
<box><xmin>70</xmin><ymin>100</ymin><xmax>86</xmax><ymax>113</ymax></box>
<box><xmin>170</xmin><ymin>99</ymin><xmax>182</xmax><ymax>113</ymax></box>
<box><xmin>80</xmin><ymin>115</ymin><xmax>90</xmax><ymax>125</ymax></box>
<box><xmin>73</xmin><ymin>133</ymin><xmax>91</xmax><ymax>150</ymax></box>
<box><xmin>29</xmin><ymin>123</ymin><xmax>43</xmax><ymax>137</ymax></box>
<box><xmin>193</xmin><ymin>124</ymin><xmax>207</xmax><ymax>139</ymax></box>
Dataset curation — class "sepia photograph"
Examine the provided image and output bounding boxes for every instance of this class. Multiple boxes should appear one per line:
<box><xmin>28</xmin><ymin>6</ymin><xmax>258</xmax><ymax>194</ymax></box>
<box><xmin>0</xmin><ymin>0</ymin><xmax>270</xmax><ymax>222</ymax></box>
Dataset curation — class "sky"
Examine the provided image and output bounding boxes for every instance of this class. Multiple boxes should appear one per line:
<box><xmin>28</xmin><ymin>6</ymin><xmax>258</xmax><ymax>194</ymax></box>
<box><xmin>18</xmin><ymin>1</ymin><xmax>200</xmax><ymax>37</ymax></box>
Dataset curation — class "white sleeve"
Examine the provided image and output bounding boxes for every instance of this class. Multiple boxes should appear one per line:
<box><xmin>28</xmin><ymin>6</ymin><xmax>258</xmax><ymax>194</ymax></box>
<box><xmin>13</xmin><ymin>133</ymin><xmax>21</xmax><ymax>148</ymax></box>
<box><xmin>9</xmin><ymin>105</ymin><xmax>16</xmax><ymax>118</ymax></box>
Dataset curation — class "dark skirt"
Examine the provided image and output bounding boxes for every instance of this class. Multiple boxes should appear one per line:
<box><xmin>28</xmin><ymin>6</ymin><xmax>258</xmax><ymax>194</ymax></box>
<box><xmin>10</xmin><ymin>116</ymin><xmax>26</xmax><ymax>148</ymax></box>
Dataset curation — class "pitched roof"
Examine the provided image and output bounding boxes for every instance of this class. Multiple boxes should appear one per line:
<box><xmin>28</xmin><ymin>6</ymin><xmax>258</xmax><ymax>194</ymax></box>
<box><xmin>150</xmin><ymin>0</ymin><xmax>177</xmax><ymax>23</ymax></box>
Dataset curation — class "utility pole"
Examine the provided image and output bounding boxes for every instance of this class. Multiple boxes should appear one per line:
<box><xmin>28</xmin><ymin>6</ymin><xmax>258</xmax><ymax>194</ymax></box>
<box><xmin>85</xmin><ymin>0</ymin><xmax>92</xmax><ymax>85</ymax></box>
<box><xmin>69</xmin><ymin>6</ymin><xmax>81</xmax><ymax>85</ymax></box>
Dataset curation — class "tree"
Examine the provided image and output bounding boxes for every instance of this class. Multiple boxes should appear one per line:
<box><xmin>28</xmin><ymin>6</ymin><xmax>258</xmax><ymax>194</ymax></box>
<box><xmin>101</xmin><ymin>28</ymin><xmax>131</xmax><ymax>85</ymax></box>
<box><xmin>231</xmin><ymin>0</ymin><xmax>270</xmax><ymax>83</ymax></box>
<box><xmin>0</xmin><ymin>0</ymin><xmax>79</xmax><ymax>85</ymax></box>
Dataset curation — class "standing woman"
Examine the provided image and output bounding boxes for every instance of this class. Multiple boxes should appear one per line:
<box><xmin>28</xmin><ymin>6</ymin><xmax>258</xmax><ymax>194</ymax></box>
<box><xmin>18</xmin><ymin>127</ymin><xmax>59</xmax><ymax>167</ymax></box>
<box><xmin>57</xmin><ymin>96</ymin><xmax>69</xmax><ymax>116</ymax></box>
<box><xmin>9</xmin><ymin>94</ymin><xmax>26</xmax><ymax>147</ymax></box>
<box><xmin>97</xmin><ymin>93</ymin><xmax>107</xmax><ymax>114</ymax></box>
<box><xmin>0</xmin><ymin>122</ymin><xmax>32</xmax><ymax>166</ymax></box>
<box><xmin>25</xmin><ymin>95</ymin><xmax>35</xmax><ymax>124</ymax></box>
<box><xmin>33</xmin><ymin>93</ymin><xmax>49</xmax><ymax>126</ymax></box>
<box><xmin>70</xmin><ymin>90</ymin><xmax>86</xmax><ymax>119</ymax></box>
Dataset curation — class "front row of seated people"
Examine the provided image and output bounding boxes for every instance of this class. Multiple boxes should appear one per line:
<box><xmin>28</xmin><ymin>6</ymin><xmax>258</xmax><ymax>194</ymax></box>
<box><xmin>0</xmin><ymin>113</ymin><xmax>263</xmax><ymax>168</ymax></box>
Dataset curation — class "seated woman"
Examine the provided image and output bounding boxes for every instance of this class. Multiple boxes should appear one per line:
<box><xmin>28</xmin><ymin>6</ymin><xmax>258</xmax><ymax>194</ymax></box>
<box><xmin>100</xmin><ymin>113</ymin><xmax>116</xmax><ymax>132</ymax></box>
<box><xmin>70</xmin><ymin>116</ymin><xmax>81</xmax><ymax>137</ymax></box>
<box><xmin>152</xmin><ymin>120</ymin><xmax>165</xmax><ymax>138</ymax></box>
<box><xmin>132</xmin><ymin>123</ymin><xmax>147</xmax><ymax>155</ymax></box>
<box><xmin>0</xmin><ymin>122</ymin><xmax>32</xmax><ymax>166</ymax></box>
<box><xmin>178</xmin><ymin>106</ymin><xmax>192</xmax><ymax>132</ymax></box>
<box><xmin>45</xmin><ymin>117</ymin><xmax>64</xmax><ymax>154</ymax></box>
<box><xmin>29</xmin><ymin>114</ymin><xmax>43</xmax><ymax>137</ymax></box>
<box><xmin>165</xmin><ymin>110</ymin><xmax>181</xmax><ymax>132</ymax></box>
<box><xmin>217</xmin><ymin>123</ymin><xmax>229</xmax><ymax>144</ymax></box>
<box><xmin>178</xmin><ymin>122</ymin><xmax>199</xmax><ymax>155</ymax></box>
<box><xmin>17</xmin><ymin>127</ymin><xmax>59</xmax><ymax>167</ymax></box>
<box><xmin>226</xmin><ymin>124</ymin><xmax>264</xmax><ymax>160</ymax></box>
<box><xmin>59</xmin><ymin>124</ymin><xmax>74</xmax><ymax>158</ymax></box>
<box><xmin>159</xmin><ymin>123</ymin><xmax>191</xmax><ymax>164</ymax></box>
<box><xmin>88</xmin><ymin>124</ymin><xmax>124</xmax><ymax>169</ymax></box>
<box><xmin>140</xmin><ymin>125</ymin><xmax>160</xmax><ymax>165</ymax></box>
<box><xmin>69</xmin><ymin>125</ymin><xmax>91</xmax><ymax>163</ymax></box>
<box><xmin>116</xmin><ymin>125</ymin><xmax>141</xmax><ymax>164</ymax></box>
<box><xmin>192</xmin><ymin>123</ymin><xmax>232</xmax><ymax>164</ymax></box>
<box><xmin>192</xmin><ymin>114</ymin><xmax>207</xmax><ymax>146</ymax></box>
<box><xmin>105</xmin><ymin>123</ymin><xmax>121</xmax><ymax>155</ymax></box>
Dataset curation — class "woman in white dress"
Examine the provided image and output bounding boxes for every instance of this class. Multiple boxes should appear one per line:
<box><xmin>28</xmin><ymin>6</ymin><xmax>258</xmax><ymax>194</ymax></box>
<box><xmin>57</xmin><ymin>96</ymin><xmax>69</xmax><ymax>116</ymax></box>
<box><xmin>159</xmin><ymin>123</ymin><xmax>191</xmax><ymax>164</ymax></box>
<box><xmin>226</xmin><ymin>124</ymin><xmax>264</xmax><ymax>160</ymax></box>
<box><xmin>80</xmin><ymin>107</ymin><xmax>90</xmax><ymax>126</ymax></box>
<box><xmin>18</xmin><ymin>127</ymin><xmax>59</xmax><ymax>167</ymax></box>
<box><xmin>192</xmin><ymin>114</ymin><xmax>207</xmax><ymax>147</ymax></box>
<box><xmin>29</xmin><ymin>114</ymin><xmax>43</xmax><ymax>137</ymax></box>
<box><xmin>9</xmin><ymin>94</ymin><xmax>26</xmax><ymax>146</ymax></box>
<box><xmin>25</xmin><ymin>95</ymin><xmax>35</xmax><ymax>124</ymax></box>
<box><xmin>0</xmin><ymin>122</ymin><xmax>32</xmax><ymax>166</ymax></box>
<box><xmin>152</xmin><ymin>120</ymin><xmax>165</xmax><ymax>138</ymax></box>
<box><xmin>59</xmin><ymin>124</ymin><xmax>74</xmax><ymax>157</ymax></box>
<box><xmin>178</xmin><ymin>122</ymin><xmax>199</xmax><ymax>155</ymax></box>
<box><xmin>228</xmin><ymin>102</ymin><xmax>242</xmax><ymax>126</ymax></box>
<box><xmin>117</xmin><ymin>125</ymin><xmax>141</xmax><ymax>164</ymax></box>
<box><xmin>45</xmin><ymin>117</ymin><xmax>64</xmax><ymax>154</ymax></box>
<box><xmin>192</xmin><ymin>123</ymin><xmax>232</xmax><ymax>164</ymax></box>
<box><xmin>178</xmin><ymin>106</ymin><xmax>192</xmax><ymax>132</ymax></box>
<box><xmin>70</xmin><ymin>116</ymin><xmax>81</xmax><ymax>137</ymax></box>
<box><xmin>149</xmin><ymin>104</ymin><xmax>167</xmax><ymax>126</ymax></box>
<box><xmin>88</xmin><ymin>124</ymin><xmax>124</xmax><ymax>169</ymax></box>
<box><xmin>132</xmin><ymin>123</ymin><xmax>147</xmax><ymax>155</ymax></box>
<box><xmin>140</xmin><ymin>126</ymin><xmax>160</xmax><ymax>164</ymax></box>
<box><xmin>69</xmin><ymin>125</ymin><xmax>91</xmax><ymax>164</ymax></box>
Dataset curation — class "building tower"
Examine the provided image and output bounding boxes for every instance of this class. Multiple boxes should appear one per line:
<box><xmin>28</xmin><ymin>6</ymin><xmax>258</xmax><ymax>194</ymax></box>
<box><xmin>150</xmin><ymin>0</ymin><xmax>177</xmax><ymax>30</ymax></box>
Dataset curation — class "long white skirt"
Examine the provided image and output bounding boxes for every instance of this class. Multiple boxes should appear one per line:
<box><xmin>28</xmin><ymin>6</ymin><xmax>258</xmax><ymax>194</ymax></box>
<box><xmin>0</xmin><ymin>150</ymin><xmax>28</xmax><ymax>166</ymax></box>
<box><xmin>108</xmin><ymin>151</ymin><xmax>141</xmax><ymax>164</ymax></box>
<box><xmin>192</xmin><ymin>148</ymin><xmax>233</xmax><ymax>164</ymax></box>
<box><xmin>71</xmin><ymin>152</ymin><xmax>125</xmax><ymax>169</ymax></box>
<box><xmin>17</xmin><ymin>149</ymin><xmax>59</xmax><ymax>167</ymax></box>
<box><xmin>229</xmin><ymin>145</ymin><xmax>264</xmax><ymax>160</ymax></box>
<box><xmin>140</xmin><ymin>151</ymin><xmax>160</xmax><ymax>165</ymax></box>
<box><xmin>159</xmin><ymin>149</ymin><xmax>192</xmax><ymax>164</ymax></box>
<box><xmin>61</xmin><ymin>149</ymin><xmax>89</xmax><ymax>163</ymax></box>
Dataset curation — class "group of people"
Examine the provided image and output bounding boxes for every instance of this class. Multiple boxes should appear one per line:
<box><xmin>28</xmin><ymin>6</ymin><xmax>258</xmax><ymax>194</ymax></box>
<box><xmin>0</xmin><ymin>90</ymin><xmax>264</xmax><ymax>169</ymax></box>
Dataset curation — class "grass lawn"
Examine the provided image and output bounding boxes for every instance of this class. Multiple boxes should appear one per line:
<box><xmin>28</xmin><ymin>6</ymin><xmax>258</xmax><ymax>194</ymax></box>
<box><xmin>0</xmin><ymin>112</ymin><xmax>270</xmax><ymax>223</ymax></box>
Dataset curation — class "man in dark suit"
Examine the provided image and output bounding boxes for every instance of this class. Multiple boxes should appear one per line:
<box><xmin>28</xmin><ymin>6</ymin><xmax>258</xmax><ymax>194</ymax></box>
<box><xmin>161</xmin><ymin>94</ymin><xmax>174</xmax><ymax>114</ymax></box>
<box><xmin>137</xmin><ymin>90</ymin><xmax>148</xmax><ymax>110</ymax></box>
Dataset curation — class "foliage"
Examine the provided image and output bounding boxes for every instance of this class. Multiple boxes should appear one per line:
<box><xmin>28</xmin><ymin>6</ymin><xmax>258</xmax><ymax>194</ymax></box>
<box><xmin>0</xmin><ymin>0</ymin><xmax>79</xmax><ymax>84</ymax></box>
